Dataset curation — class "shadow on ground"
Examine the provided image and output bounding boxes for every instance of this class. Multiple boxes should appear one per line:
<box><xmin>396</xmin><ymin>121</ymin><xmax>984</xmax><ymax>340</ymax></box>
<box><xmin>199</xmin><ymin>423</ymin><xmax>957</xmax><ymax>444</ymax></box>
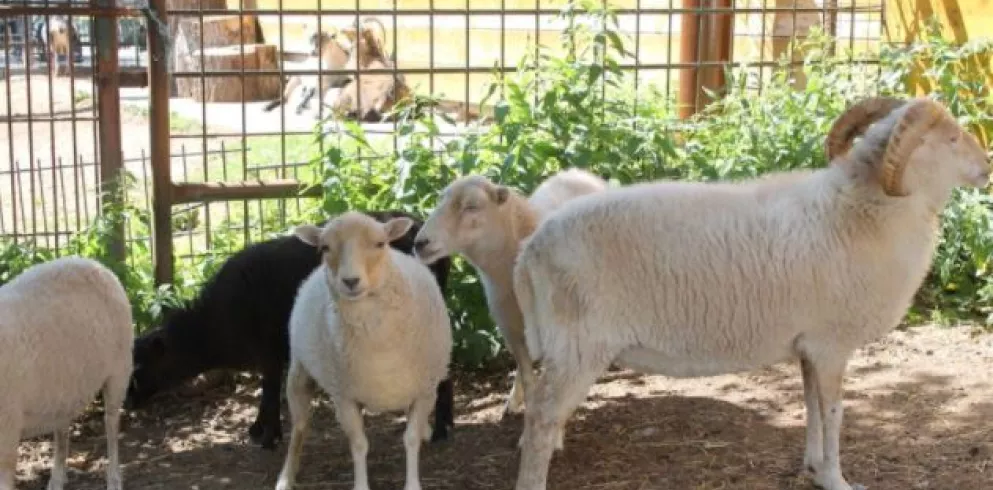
<box><xmin>16</xmin><ymin>326</ymin><xmax>993</xmax><ymax>490</ymax></box>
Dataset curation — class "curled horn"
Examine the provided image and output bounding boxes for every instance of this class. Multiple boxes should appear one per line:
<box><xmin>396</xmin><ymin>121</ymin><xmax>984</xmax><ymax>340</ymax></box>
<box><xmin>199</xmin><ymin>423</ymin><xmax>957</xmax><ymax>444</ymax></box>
<box><xmin>361</xmin><ymin>17</ymin><xmax>388</xmax><ymax>50</ymax></box>
<box><xmin>879</xmin><ymin>98</ymin><xmax>949</xmax><ymax>197</ymax></box>
<box><xmin>824</xmin><ymin>96</ymin><xmax>905</xmax><ymax>162</ymax></box>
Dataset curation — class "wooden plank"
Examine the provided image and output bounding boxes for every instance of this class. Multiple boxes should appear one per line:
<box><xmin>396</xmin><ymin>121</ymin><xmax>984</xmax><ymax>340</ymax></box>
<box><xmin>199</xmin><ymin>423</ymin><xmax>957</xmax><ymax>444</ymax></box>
<box><xmin>171</xmin><ymin>179</ymin><xmax>322</xmax><ymax>204</ymax></box>
<box><xmin>150</xmin><ymin>0</ymin><xmax>174</xmax><ymax>285</ymax></box>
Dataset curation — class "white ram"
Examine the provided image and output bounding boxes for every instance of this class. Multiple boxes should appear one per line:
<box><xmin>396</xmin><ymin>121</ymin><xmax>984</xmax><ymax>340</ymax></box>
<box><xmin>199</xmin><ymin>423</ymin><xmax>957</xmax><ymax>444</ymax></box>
<box><xmin>412</xmin><ymin>168</ymin><xmax>608</xmax><ymax>428</ymax></box>
<box><xmin>0</xmin><ymin>256</ymin><xmax>133</xmax><ymax>490</ymax></box>
<box><xmin>510</xmin><ymin>97</ymin><xmax>991</xmax><ymax>490</ymax></box>
<box><xmin>274</xmin><ymin>211</ymin><xmax>452</xmax><ymax>490</ymax></box>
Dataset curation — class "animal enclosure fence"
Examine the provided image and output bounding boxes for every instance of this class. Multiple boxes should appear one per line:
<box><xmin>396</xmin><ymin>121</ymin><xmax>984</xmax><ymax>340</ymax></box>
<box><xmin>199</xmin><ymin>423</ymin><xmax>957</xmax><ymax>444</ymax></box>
<box><xmin>1</xmin><ymin>0</ymin><xmax>887</xmax><ymax>287</ymax></box>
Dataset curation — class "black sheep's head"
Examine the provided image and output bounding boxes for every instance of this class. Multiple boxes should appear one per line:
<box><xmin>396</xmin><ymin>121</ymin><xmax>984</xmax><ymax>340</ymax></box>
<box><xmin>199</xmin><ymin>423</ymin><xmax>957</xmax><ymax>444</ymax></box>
<box><xmin>125</xmin><ymin>310</ymin><xmax>201</xmax><ymax>409</ymax></box>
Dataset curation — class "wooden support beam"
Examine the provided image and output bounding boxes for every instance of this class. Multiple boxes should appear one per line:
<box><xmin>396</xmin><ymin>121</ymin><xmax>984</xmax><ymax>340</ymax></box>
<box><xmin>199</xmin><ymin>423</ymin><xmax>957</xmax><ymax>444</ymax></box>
<box><xmin>171</xmin><ymin>179</ymin><xmax>322</xmax><ymax>204</ymax></box>
<box><xmin>149</xmin><ymin>0</ymin><xmax>174</xmax><ymax>285</ymax></box>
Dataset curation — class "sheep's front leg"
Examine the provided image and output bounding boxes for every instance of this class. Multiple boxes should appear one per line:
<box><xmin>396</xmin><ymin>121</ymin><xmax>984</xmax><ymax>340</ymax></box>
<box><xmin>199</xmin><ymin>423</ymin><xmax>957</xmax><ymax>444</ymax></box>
<box><xmin>403</xmin><ymin>391</ymin><xmax>436</xmax><ymax>490</ymax></box>
<box><xmin>0</xmin><ymin>423</ymin><xmax>17</xmax><ymax>490</ymax></box>
<box><xmin>516</xmin><ymin>360</ymin><xmax>606</xmax><ymax>490</ymax></box>
<box><xmin>275</xmin><ymin>360</ymin><xmax>315</xmax><ymax>490</ymax></box>
<box><xmin>809</xmin><ymin>353</ymin><xmax>863</xmax><ymax>490</ymax></box>
<box><xmin>335</xmin><ymin>399</ymin><xmax>371</xmax><ymax>490</ymax></box>
<box><xmin>46</xmin><ymin>428</ymin><xmax>70</xmax><ymax>490</ymax></box>
<box><xmin>430</xmin><ymin>377</ymin><xmax>453</xmax><ymax>442</ymax></box>
<box><xmin>102</xmin><ymin>370</ymin><xmax>129</xmax><ymax>490</ymax></box>
<box><xmin>800</xmin><ymin>357</ymin><xmax>824</xmax><ymax>474</ymax></box>
<box><xmin>501</xmin><ymin>323</ymin><xmax>535</xmax><ymax>419</ymax></box>
<box><xmin>251</xmin><ymin>361</ymin><xmax>285</xmax><ymax>450</ymax></box>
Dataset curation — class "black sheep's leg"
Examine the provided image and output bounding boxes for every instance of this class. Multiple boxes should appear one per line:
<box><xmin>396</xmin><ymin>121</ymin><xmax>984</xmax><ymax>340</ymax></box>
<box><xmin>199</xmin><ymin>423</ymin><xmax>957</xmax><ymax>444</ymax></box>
<box><xmin>251</xmin><ymin>363</ymin><xmax>285</xmax><ymax>450</ymax></box>
<box><xmin>431</xmin><ymin>376</ymin><xmax>454</xmax><ymax>442</ymax></box>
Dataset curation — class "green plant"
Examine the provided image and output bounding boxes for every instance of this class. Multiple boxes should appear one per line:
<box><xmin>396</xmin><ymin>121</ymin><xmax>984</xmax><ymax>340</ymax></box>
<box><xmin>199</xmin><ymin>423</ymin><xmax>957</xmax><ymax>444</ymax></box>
<box><xmin>877</xmin><ymin>19</ymin><xmax>993</xmax><ymax>327</ymax></box>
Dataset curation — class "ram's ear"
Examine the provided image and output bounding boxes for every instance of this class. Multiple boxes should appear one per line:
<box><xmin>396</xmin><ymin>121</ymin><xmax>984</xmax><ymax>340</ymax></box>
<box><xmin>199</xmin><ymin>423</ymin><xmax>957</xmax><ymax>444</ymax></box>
<box><xmin>293</xmin><ymin>224</ymin><xmax>323</xmax><ymax>247</ymax></box>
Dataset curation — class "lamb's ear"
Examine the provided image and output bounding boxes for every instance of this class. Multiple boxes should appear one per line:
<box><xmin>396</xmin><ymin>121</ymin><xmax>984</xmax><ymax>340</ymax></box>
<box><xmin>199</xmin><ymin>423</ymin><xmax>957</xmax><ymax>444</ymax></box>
<box><xmin>384</xmin><ymin>217</ymin><xmax>415</xmax><ymax>242</ymax></box>
<box><xmin>293</xmin><ymin>224</ymin><xmax>323</xmax><ymax>247</ymax></box>
<box><xmin>490</xmin><ymin>185</ymin><xmax>510</xmax><ymax>205</ymax></box>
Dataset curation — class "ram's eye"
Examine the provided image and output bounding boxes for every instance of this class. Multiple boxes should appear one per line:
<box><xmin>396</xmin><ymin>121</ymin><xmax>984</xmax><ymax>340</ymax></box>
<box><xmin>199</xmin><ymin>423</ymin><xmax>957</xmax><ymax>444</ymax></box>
<box><xmin>375</xmin><ymin>241</ymin><xmax>386</xmax><ymax>248</ymax></box>
<box><xmin>318</xmin><ymin>245</ymin><xmax>329</xmax><ymax>254</ymax></box>
<box><xmin>463</xmin><ymin>203</ymin><xmax>479</xmax><ymax>212</ymax></box>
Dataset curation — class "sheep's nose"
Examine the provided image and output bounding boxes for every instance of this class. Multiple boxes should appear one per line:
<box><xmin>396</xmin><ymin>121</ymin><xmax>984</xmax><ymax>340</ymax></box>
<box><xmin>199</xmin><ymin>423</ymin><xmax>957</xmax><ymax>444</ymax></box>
<box><xmin>413</xmin><ymin>238</ymin><xmax>429</xmax><ymax>253</ymax></box>
<box><xmin>342</xmin><ymin>277</ymin><xmax>360</xmax><ymax>290</ymax></box>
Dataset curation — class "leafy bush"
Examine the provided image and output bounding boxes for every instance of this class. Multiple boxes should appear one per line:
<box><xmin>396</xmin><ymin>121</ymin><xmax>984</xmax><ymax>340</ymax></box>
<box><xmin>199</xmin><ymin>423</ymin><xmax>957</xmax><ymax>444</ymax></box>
<box><xmin>2</xmin><ymin>5</ymin><xmax>991</xmax><ymax>375</ymax></box>
<box><xmin>308</xmin><ymin>4</ymin><xmax>993</xmax><ymax>371</ymax></box>
<box><xmin>877</xmin><ymin>20</ymin><xmax>993</xmax><ymax>325</ymax></box>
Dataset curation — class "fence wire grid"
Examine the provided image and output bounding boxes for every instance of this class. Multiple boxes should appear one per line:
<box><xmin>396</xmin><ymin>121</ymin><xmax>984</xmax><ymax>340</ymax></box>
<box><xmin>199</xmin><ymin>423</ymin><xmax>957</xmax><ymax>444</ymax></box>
<box><xmin>1</xmin><ymin>0</ymin><xmax>888</xmax><ymax>281</ymax></box>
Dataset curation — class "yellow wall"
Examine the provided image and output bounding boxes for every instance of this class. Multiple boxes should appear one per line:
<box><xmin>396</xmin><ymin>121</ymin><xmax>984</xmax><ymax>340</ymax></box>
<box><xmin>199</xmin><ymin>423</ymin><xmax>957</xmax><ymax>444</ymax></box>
<box><xmin>884</xmin><ymin>0</ymin><xmax>993</xmax><ymax>43</ymax></box>
<box><xmin>884</xmin><ymin>0</ymin><xmax>993</xmax><ymax>93</ymax></box>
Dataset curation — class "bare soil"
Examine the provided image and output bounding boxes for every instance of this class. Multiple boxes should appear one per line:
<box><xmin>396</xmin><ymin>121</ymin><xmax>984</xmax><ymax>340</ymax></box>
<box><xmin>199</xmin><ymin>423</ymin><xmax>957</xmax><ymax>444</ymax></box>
<box><xmin>13</xmin><ymin>324</ymin><xmax>993</xmax><ymax>490</ymax></box>
<box><xmin>0</xmin><ymin>75</ymin><xmax>152</xmax><ymax>169</ymax></box>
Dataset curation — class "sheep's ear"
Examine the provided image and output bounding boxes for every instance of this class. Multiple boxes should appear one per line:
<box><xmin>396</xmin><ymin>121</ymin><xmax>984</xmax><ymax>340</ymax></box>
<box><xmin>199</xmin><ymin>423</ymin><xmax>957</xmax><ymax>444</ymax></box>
<box><xmin>384</xmin><ymin>217</ymin><xmax>414</xmax><ymax>242</ymax></box>
<box><xmin>491</xmin><ymin>185</ymin><xmax>510</xmax><ymax>205</ymax></box>
<box><xmin>293</xmin><ymin>224</ymin><xmax>323</xmax><ymax>247</ymax></box>
<box><xmin>340</xmin><ymin>26</ymin><xmax>358</xmax><ymax>41</ymax></box>
<box><xmin>149</xmin><ymin>336</ymin><xmax>167</xmax><ymax>359</ymax></box>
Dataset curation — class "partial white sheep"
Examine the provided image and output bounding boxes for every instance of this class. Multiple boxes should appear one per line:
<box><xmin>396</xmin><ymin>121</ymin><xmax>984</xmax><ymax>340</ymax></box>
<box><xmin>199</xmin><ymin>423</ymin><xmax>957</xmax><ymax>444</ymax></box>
<box><xmin>412</xmin><ymin>168</ymin><xmax>608</xmax><ymax>428</ymax></box>
<box><xmin>0</xmin><ymin>256</ymin><xmax>133</xmax><ymax>490</ymax></box>
<box><xmin>510</xmin><ymin>97</ymin><xmax>991</xmax><ymax>490</ymax></box>
<box><xmin>275</xmin><ymin>211</ymin><xmax>452</xmax><ymax>490</ymax></box>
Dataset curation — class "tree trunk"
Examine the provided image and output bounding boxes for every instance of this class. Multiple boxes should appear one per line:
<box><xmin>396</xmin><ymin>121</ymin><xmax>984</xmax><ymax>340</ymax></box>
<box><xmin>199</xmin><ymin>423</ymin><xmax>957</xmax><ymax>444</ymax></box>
<box><xmin>184</xmin><ymin>43</ymin><xmax>281</xmax><ymax>102</ymax></box>
<box><xmin>166</xmin><ymin>0</ymin><xmax>227</xmax><ymax>96</ymax></box>
<box><xmin>173</xmin><ymin>14</ymin><xmax>262</xmax><ymax>99</ymax></box>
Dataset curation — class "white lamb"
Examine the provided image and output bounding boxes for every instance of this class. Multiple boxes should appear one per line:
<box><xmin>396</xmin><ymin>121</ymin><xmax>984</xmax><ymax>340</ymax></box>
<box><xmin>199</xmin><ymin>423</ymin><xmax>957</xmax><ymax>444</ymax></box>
<box><xmin>274</xmin><ymin>211</ymin><xmax>452</xmax><ymax>490</ymax></box>
<box><xmin>0</xmin><ymin>256</ymin><xmax>133</xmax><ymax>490</ymax></box>
<box><xmin>412</xmin><ymin>168</ymin><xmax>608</xmax><ymax>428</ymax></box>
<box><xmin>510</xmin><ymin>97</ymin><xmax>991</xmax><ymax>490</ymax></box>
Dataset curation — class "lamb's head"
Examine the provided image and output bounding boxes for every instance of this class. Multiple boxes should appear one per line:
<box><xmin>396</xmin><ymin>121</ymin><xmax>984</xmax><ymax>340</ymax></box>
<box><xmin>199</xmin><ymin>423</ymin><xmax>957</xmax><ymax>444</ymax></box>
<box><xmin>828</xmin><ymin>96</ymin><xmax>990</xmax><ymax>197</ymax></box>
<box><xmin>294</xmin><ymin>211</ymin><xmax>414</xmax><ymax>300</ymax></box>
<box><xmin>413</xmin><ymin>175</ymin><xmax>512</xmax><ymax>265</ymax></box>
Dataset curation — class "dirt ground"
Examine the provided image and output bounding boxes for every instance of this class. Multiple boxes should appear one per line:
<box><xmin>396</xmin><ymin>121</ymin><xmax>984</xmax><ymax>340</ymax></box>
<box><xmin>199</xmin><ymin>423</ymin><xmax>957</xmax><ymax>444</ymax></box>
<box><xmin>13</xmin><ymin>324</ymin><xmax>993</xmax><ymax>490</ymax></box>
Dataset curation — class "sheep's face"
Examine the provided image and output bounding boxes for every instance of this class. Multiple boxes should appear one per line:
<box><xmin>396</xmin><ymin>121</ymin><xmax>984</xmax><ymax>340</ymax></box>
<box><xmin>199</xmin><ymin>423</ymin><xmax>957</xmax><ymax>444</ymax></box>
<box><xmin>125</xmin><ymin>315</ymin><xmax>202</xmax><ymax>409</ymax></box>
<box><xmin>850</xmin><ymin>98</ymin><xmax>993</xmax><ymax>197</ymax></box>
<box><xmin>413</xmin><ymin>175</ymin><xmax>510</xmax><ymax>264</ymax></box>
<box><xmin>294</xmin><ymin>212</ymin><xmax>413</xmax><ymax>300</ymax></box>
<box><xmin>907</xmin><ymin>120</ymin><xmax>991</xmax><ymax>192</ymax></box>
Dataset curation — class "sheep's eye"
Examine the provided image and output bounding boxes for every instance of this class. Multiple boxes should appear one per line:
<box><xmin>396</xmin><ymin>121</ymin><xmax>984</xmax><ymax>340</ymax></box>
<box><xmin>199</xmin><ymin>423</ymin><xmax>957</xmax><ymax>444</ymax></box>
<box><xmin>375</xmin><ymin>241</ymin><xmax>386</xmax><ymax>248</ymax></box>
<box><xmin>318</xmin><ymin>245</ymin><xmax>329</xmax><ymax>254</ymax></box>
<box><xmin>463</xmin><ymin>203</ymin><xmax>479</xmax><ymax>212</ymax></box>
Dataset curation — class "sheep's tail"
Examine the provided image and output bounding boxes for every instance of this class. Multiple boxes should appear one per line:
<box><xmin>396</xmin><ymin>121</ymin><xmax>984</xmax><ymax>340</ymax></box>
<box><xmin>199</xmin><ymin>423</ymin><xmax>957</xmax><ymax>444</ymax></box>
<box><xmin>513</xmin><ymin>241</ymin><xmax>543</xmax><ymax>363</ymax></box>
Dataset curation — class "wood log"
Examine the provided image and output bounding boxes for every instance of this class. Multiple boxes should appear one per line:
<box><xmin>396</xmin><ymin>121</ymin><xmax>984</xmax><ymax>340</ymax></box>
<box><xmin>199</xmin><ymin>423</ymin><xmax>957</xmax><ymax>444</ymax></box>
<box><xmin>166</xmin><ymin>0</ymin><xmax>226</xmax><ymax>96</ymax></box>
<box><xmin>174</xmin><ymin>14</ymin><xmax>261</xmax><ymax>99</ymax></box>
<box><xmin>184</xmin><ymin>44</ymin><xmax>281</xmax><ymax>102</ymax></box>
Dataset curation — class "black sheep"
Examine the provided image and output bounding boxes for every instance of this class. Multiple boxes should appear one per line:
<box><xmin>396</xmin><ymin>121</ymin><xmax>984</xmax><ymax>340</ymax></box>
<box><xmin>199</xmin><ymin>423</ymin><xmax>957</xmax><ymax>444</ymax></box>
<box><xmin>125</xmin><ymin>210</ymin><xmax>455</xmax><ymax>450</ymax></box>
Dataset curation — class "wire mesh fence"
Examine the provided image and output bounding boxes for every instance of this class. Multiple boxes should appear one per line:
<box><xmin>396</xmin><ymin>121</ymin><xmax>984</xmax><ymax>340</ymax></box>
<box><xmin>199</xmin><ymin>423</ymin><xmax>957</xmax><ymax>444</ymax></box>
<box><xmin>1</xmin><ymin>0</ymin><xmax>889</xmax><ymax>282</ymax></box>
